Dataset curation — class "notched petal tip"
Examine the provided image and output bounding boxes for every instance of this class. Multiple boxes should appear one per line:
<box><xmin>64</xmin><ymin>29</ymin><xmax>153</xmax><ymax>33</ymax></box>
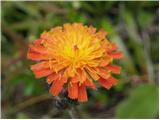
<box><xmin>105</xmin><ymin>64</ymin><xmax>121</xmax><ymax>74</ymax></box>
<box><xmin>78</xmin><ymin>85</ymin><xmax>88</xmax><ymax>102</ymax></box>
<box><xmin>49</xmin><ymin>78</ymin><xmax>64</xmax><ymax>96</ymax></box>
<box><xmin>110</xmin><ymin>51</ymin><xmax>124</xmax><ymax>59</ymax></box>
<box><xmin>68</xmin><ymin>83</ymin><xmax>78</xmax><ymax>99</ymax></box>
<box><xmin>84</xmin><ymin>80</ymin><xmax>96</xmax><ymax>90</ymax></box>
<box><xmin>27</xmin><ymin>49</ymin><xmax>46</xmax><ymax>61</ymax></box>
<box><xmin>99</xmin><ymin>76</ymin><xmax>118</xmax><ymax>89</ymax></box>
<box><xmin>32</xmin><ymin>68</ymin><xmax>53</xmax><ymax>79</ymax></box>
<box><xmin>47</xmin><ymin>73</ymin><xmax>60</xmax><ymax>84</ymax></box>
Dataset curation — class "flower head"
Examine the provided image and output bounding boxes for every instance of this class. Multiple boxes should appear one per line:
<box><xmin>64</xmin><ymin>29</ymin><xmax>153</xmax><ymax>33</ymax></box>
<box><xmin>27</xmin><ymin>23</ymin><xmax>123</xmax><ymax>102</ymax></box>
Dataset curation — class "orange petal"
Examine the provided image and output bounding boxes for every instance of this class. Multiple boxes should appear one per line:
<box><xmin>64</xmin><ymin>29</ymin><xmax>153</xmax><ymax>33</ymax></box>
<box><xmin>99</xmin><ymin>76</ymin><xmax>118</xmax><ymax>89</ymax></box>
<box><xmin>109</xmin><ymin>43</ymin><xmax>118</xmax><ymax>51</ymax></box>
<box><xmin>31</xmin><ymin>62</ymin><xmax>50</xmax><ymax>71</ymax></box>
<box><xmin>77</xmin><ymin>69</ymin><xmax>87</xmax><ymax>83</ymax></box>
<box><xmin>109</xmin><ymin>52</ymin><xmax>123</xmax><ymax>59</ymax></box>
<box><xmin>61</xmin><ymin>75</ymin><xmax>68</xmax><ymax>83</ymax></box>
<box><xmin>108</xmin><ymin>76</ymin><xmax>118</xmax><ymax>85</ymax></box>
<box><xmin>97</xmin><ymin>68</ymin><xmax>110</xmax><ymax>80</ymax></box>
<box><xmin>32</xmin><ymin>68</ymin><xmax>53</xmax><ymax>78</ymax></box>
<box><xmin>71</xmin><ymin>75</ymin><xmax>79</xmax><ymax>83</ymax></box>
<box><xmin>101</xmin><ymin>40</ymin><xmax>110</xmax><ymax>50</ymax></box>
<box><xmin>99</xmin><ymin>60</ymin><xmax>109</xmax><ymax>67</ymax></box>
<box><xmin>49</xmin><ymin>78</ymin><xmax>64</xmax><ymax>96</ymax></box>
<box><xmin>99</xmin><ymin>78</ymin><xmax>112</xmax><ymax>89</ymax></box>
<box><xmin>27</xmin><ymin>49</ymin><xmax>47</xmax><ymax>61</ymax></box>
<box><xmin>84</xmin><ymin>79</ymin><xmax>96</xmax><ymax>90</ymax></box>
<box><xmin>47</xmin><ymin>73</ymin><xmax>60</xmax><ymax>84</ymax></box>
<box><xmin>96</xmin><ymin>29</ymin><xmax>107</xmax><ymax>40</ymax></box>
<box><xmin>68</xmin><ymin>83</ymin><xmax>78</xmax><ymax>99</ymax></box>
<box><xmin>105</xmin><ymin>64</ymin><xmax>121</xmax><ymax>74</ymax></box>
<box><xmin>30</xmin><ymin>44</ymin><xmax>48</xmax><ymax>54</ymax></box>
<box><xmin>99</xmin><ymin>55</ymin><xmax>112</xmax><ymax>67</ymax></box>
<box><xmin>81</xmin><ymin>70</ymin><xmax>87</xmax><ymax>83</ymax></box>
<box><xmin>85</xmin><ymin>67</ymin><xmax>100</xmax><ymax>80</ymax></box>
<box><xmin>33</xmin><ymin>39</ymin><xmax>43</xmax><ymax>44</ymax></box>
<box><xmin>53</xmin><ymin>63</ymin><xmax>68</xmax><ymax>74</ymax></box>
<box><xmin>40</xmin><ymin>32</ymin><xmax>50</xmax><ymax>40</ymax></box>
<box><xmin>88</xmin><ymin>26</ymin><xmax>96</xmax><ymax>34</ymax></box>
<box><xmin>65</xmin><ymin>66</ymin><xmax>76</xmax><ymax>77</ymax></box>
<box><xmin>78</xmin><ymin>85</ymin><xmax>88</xmax><ymax>102</ymax></box>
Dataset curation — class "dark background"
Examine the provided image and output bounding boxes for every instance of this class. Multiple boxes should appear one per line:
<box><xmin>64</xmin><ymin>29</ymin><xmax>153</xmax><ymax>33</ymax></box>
<box><xmin>1</xmin><ymin>1</ymin><xmax>159</xmax><ymax>119</ymax></box>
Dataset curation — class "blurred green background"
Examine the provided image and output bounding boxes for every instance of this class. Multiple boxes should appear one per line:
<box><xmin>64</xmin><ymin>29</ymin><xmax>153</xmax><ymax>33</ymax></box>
<box><xmin>1</xmin><ymin>1</ymin><xmax>159</xmax><ymax>119</ymax></box>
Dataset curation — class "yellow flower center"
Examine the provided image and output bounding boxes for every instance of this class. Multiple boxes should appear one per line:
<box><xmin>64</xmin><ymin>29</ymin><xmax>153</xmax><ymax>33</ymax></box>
<box><xmin>41</xmin><ymin>23</ymin><xmax>109</xmax><ymax>77</ymax></box>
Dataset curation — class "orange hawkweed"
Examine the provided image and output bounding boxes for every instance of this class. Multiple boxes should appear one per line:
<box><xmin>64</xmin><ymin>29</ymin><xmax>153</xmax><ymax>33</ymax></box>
<box><xmin>27</xmin><ymin>23</ymin><xmax>123</xmax><ymax>102</ymax></box>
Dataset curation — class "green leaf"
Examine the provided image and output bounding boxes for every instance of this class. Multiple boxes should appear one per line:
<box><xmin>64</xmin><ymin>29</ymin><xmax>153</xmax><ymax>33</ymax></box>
<box><xmin>120</xmin><ymin>8</ymin><xmax>149</xmax><ymax>72</ymax></box>
<box><xmin>16</xmin><ymin>113</ymin><xmax>29</xmax><ymax>119</ymax></box>
<box><xmin>114</xmin><ymin>80</ymin><xmax>126</xmax><ymax>91</ymax></box>
<box><xmin>101</xmin><ymin>18</ymin><xmax>116</xmax><ymax>35</ymax></box>
<box><xmin>138</xmin><ymin>11</ymin><xmax>154</xmax><ymax>29</ymax></box>
<box><xmin>121</xmin><ymin>8</ymin><xmax>142</xmax><ymax>44</ymax></box>
<box><xmin>115</xmin><ymin>84</ymin><xmax>158</xmax><ymax>118</ymax></box>
<box><xmin>10</xmin><ymin>70</ymin><xmax>46</xmax><ymax>96</ymax></box>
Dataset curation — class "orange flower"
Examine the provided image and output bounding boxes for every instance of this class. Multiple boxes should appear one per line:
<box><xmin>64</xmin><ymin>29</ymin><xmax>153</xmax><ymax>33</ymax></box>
<box><xmin>27</xmin><ymin>23</ymin><xmax>123</xmax><ymax>102</ymax></box>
